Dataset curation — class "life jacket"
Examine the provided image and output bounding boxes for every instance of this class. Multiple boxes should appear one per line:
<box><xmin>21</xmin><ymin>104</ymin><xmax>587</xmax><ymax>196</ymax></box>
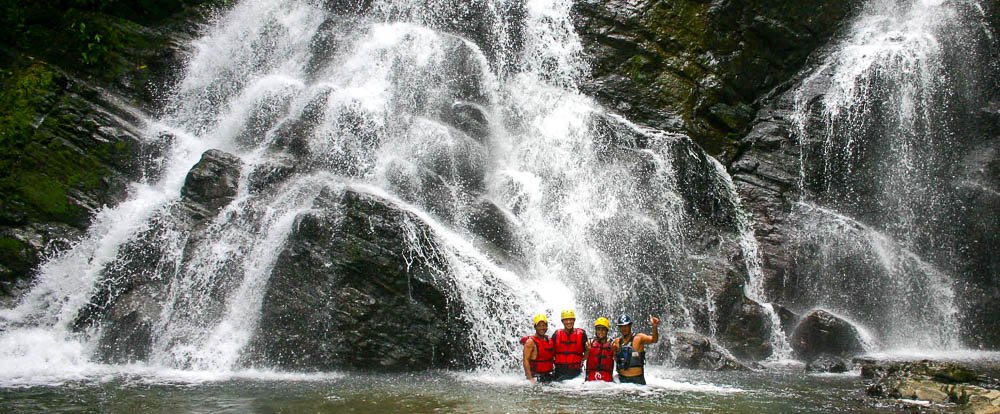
<box><xmin>522</xmin><ymin>335</ymin><xmax>554</xmax><ymax>375</ymax></box>
<box><xmin>585</xmin><ymin>338</ymin><xmax>614</xmax><ymax>382</ymax></box>
<box><xmin>552</xmin><ymin>328</ymin><xmax>586</xmax><ymax>370</ymax></box>
<box><xmin>615</xmin><ymin>336</ymin><xmax>646</xmax><ymax>371</ymax></box>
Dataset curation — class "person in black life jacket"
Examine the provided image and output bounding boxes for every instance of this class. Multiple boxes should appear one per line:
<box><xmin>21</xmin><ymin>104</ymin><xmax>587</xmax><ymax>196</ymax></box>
<box><xmin>522</xmin><ymin>314</ymin><xmax>555</xmax><ymax>383</ymax></box>
<box><xmin>584</xmin><ymin>317</ymin><xmax>614</xmax><ymax>382</ymax></box>
<box><xmin>552</xmin><ymin>309</ymin><xmax>588</xmax><ymax>381</ymax></box>
<box><xmin>612</xmin><ymin>314</ymin><xmax>660</xmax><ymax>385</ymax></box>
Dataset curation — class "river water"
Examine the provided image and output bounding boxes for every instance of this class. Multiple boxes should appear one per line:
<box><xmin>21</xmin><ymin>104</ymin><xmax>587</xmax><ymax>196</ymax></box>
<box><xmin>0</xmin><ymin>366</ymin><xmax>888</xmax><ymax>413</ymax></box>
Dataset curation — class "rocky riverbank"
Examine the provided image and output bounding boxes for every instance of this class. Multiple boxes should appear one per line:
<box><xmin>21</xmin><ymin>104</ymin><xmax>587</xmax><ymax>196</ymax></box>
<box><xmin>862</xmin><ymin>359</ymin><xmax>1000</xmax><ymax>413</ymax></box>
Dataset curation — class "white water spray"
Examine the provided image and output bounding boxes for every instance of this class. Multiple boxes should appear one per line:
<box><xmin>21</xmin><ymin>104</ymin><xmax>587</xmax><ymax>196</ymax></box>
<box><xmin>0</xmin><ymin>0</ymin><xmax>781</xmax><ymax>384</ymax></box>
<box><xmin>789</xmin><ymin>0</ymin><xmax>992</xmax><ymax>350</ymax></box>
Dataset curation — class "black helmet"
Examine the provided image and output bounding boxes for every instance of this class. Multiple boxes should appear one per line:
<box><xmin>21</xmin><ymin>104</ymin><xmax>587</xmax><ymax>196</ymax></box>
<box><xmin>616</xmin><ymin>314</ymin><xmax>632</xmax><ymax>326</ymax></box>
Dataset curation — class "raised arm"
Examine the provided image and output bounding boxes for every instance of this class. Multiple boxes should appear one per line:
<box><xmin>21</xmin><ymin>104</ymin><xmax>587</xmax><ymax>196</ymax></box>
<box><xmin>640</xmin><ymin>315</ymin><xmax>660</xmax><ymax>345</ymax></box>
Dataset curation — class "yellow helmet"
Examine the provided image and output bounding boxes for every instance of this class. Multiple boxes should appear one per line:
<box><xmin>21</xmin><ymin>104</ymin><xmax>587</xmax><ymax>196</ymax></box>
<box><xmin>594</xmin><ymin>317</ymin><xmax>611</xmax><ymax>329</ymax></box>
<box><xmin>561</xmin><ymin>309</ymin><xmax>576</xmax><ymax>320</ymax></box>
<box><xmin>533</xmin><ymin>314</ymin><xmax>548</xmax><ymax>326</ymax></box>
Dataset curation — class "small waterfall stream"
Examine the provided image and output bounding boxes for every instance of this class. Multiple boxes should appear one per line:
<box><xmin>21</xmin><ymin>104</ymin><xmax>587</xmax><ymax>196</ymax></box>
<box><xmin>789</xmin><ymin>0</ymin><xmax>993</xmax><ymax>350</ymax></box>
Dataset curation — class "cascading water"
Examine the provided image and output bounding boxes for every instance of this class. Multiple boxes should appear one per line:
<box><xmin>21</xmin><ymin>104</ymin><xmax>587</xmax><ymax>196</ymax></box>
<box><xmin>0</xmin><ymin>0</ymin><xmax>770</xmax><ymax>382</ymax></box>
<box><xmin>711</xmin><ymin>160</ymin><xmax>793</xmax><ymax>360</ymax></box>
<box><xmin>789</xmin><ymin>0</ymin><xmax>993</xmax><ymax>350</ymax></box>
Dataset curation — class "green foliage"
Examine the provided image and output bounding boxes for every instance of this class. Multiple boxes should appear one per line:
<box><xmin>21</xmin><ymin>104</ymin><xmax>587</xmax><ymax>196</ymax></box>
<box><xmin>70</xmin><ymin>21</ymin><xmax>110</xmax><ymax>66</ymax></box>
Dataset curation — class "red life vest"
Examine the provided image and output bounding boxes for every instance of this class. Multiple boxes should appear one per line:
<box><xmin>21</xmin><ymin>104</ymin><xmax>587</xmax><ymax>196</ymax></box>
<box><xmin>585</xmin><ymin>338</ymin><xmax>614</xmax><ymax>381</ymax></box>
<box><xmin>524</xmin><ymin>335</ymin><xmax>554</xmax><ymax>375</ymax></box>
<box><xmin>552</xmin><ymin>328</ymin><xmax>586</xmax><ymax>370</ymax></box>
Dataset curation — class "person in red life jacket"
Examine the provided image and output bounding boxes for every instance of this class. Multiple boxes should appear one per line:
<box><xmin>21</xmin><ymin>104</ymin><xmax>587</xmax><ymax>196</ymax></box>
<box><xmin>552</xmin><ymin>309</ymin><xmax>588</xmax><ymax>381</ymax></box>
<box><xmin>522</xmin><ymin>313</ymin><xmax>555</xmax><ymax>383</ymax></box>
<box><xmin>585</xmin><ymin>316</ymin><xmax>615</xmax><ymax>382</ymax></box>
<box><xmin>612</xmin><ymin>314</ymin><xmax>660</xmax><ymax>385</ymax></box>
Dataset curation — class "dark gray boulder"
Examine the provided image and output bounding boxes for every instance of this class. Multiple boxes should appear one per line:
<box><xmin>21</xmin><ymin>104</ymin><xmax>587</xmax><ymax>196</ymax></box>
<box><xmin>77</xmin><ymin>149</ymin><xmax>245</xmax><ymax>363</ymax></box>
<box><xmin>76</xmin><ymin>214</ymin><xmax>187</xmax><ymax>363</ymax></box>
<box><xmin>714</xmin><ymin>279</ymin><xmax>774</xmax><ymax>361</ymax></box>
<box><xmin>805</xmin><ymin>355</ymin><xmax>851</xmax><ymax>373</ymax></box>
<box><xmin>790</xmin><ymin>309</ymin><xmax>865</xmax><ymax>362</ymax></box>
<box><xmin>671</xmin><ymin>332</ymin><xmax>748</xmax><ymax>371</ymax></box>
<box><xmin>245</xmin><ymin>188</ymin><xmax>468</xmax><ymax>371</ymax></box>
<box><xmin>444</xmin><ymin>102</ymin><xmax>491</xmax><ymax>142</ymax></box>
<box><xmin>180</xmin><ymin>149</ymin><xmax>243</xmax><ymax>217</ymax></box>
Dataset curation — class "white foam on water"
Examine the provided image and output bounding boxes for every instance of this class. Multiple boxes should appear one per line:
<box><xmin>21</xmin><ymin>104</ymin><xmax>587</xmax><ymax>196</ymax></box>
<box><xmin>863</xmin><ymin>349</ymin><xmax>1000</xmax><ymax>362</ymax></box>
<box><xmin>452</xmin><ymin>366</ymin><xmax>743</xmax><ymax>395</ymax></box>
<box><xmin>0</xmin><ymin>328</ymin><xmax>110</xmax><ymax>388</ymax></box>
<box><xmin>898</xmin><ymin>398</ymin><xmax>933</xmax><ymax>407</ymax></box>
<box><xmin>0</xmin><ymin>327</ymin><xmax>343</xmax><ymax>388</ymax></box>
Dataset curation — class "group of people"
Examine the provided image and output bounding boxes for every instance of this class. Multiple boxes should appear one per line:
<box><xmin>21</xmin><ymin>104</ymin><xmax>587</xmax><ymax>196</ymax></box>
<box><xmin>521</xmin><ymin>310</ymin><xmax>660</xmax><ymax>385</ymax></box>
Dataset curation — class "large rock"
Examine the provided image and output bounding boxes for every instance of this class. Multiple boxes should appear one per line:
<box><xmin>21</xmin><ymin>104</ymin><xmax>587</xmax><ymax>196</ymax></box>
<box><xmin>465</xmin><ymin>198</ymin><xmax>525</xmax><ymax>267</ymax></box>
<box><xmin>180</xmin><ymin>149</ymin><xmax>243</xmax><ymax>217</ymax></box>
<box><xmin>714</xmin><ymin>278</ymin><xmax>774</xmax><ymax>361</ymax></box>
<box><xmin>244</xmin><ymin>188</ymin><xmax>469</xmax><ymax>371</ymax></box>
<box><xmin>671</xmin><ymin>332</ymin><xmax>748</xmax><ymax>371</ymax></box>
<box><xmin>789</xmin><ymin>310</ymin><xmax>864</xmax><ymax>362</ymax></box>
<box><xmin>75</xmin><ymin>149</ymin><xmax>244</xmax><ymax>363</ymax></box>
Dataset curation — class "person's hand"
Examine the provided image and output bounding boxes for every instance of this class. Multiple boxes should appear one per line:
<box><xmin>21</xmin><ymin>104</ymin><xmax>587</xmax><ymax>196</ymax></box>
<box><xmin>528</xmin><ymin>377</ymin><xmax>536</xmax><ymax>384</ymax></box>
<box><xmin>650</xmin><ymin>315</ymin><xmax>660</xmax><ymax>327</ymax></box>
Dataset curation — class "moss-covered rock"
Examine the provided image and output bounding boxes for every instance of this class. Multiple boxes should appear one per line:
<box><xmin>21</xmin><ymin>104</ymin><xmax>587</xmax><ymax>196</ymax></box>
<box><xmin>0</xmin><ymin>1</ymin><xmax>229</xmax><ymax>299</ymax></box>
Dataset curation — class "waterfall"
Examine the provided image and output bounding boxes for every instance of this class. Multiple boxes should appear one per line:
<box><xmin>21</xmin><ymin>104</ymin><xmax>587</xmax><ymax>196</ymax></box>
<box><xmin>0</xmin><ymin>0</ymin><xmax>765</xmax><ymax>381</ymax></box>
<box><xmin>789</xmin><ymin>0</ymin><xmax>992</xmax><ymax>350</ymax></box>
<box><xmin>711</xmin><ymin>159</ymin><xmax>793</xmax><ymax>360</ymax></box>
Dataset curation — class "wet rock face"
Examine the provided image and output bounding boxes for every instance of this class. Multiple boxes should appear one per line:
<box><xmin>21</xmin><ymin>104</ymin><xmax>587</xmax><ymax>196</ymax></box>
<box><xmin>573</xmin><ymin>0</ymin><xmax>861</xmax><ymax>160</ymax></box>
<box><xmin>789</xmin><ymin>310</ymin><xmax>864</xmax><ymax>362</ymax></box>
<box><xmin>714</xmin><ymin>279</ymin><xmax>774</xmax><ymax>361</ymax></box>
<box><xmin>729</xmin><ymin>92</ymin><xmax>805</xmax><ymax>309</ymax></box>
<box><xmin>180</xmin><ymin>149</ymin><xmax>244</xmax><ymax>216</ymax></box>
<box><xmin>246</xmin><ymin>188</ymin><xmax>469</xmax><ymax>371</ymax></box>
<box><xmin>76</xmin><ymin>149</ymin><xmax>245</xmax><ymax>363</ymax></box>
<box><xmin>0</xmin><ymin>63</ymin><xmax>144</xmax><ymax>300</ymax></box>
<box><xmin>671</xmin><ymin>332</ymin><xmax>748</xmax><ymax>371</ymax></box>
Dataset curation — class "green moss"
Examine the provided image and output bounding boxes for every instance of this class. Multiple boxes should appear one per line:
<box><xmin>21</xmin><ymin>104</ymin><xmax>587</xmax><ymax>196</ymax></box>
<box><xmin>0</xmin><ymin>236</ymin><xmax>29</xmax><ymax>276</ymax></box>
<box><xmin>643</xmin><ymin>1</ymin><xmax>711</xmax><ymax>53</ymax></box>
<box><xmin>621</xmin><ymin>55</ymin><xmax>654</xmax><ymax>84</ymax></box>
<box><xmin>17</xmin><ymin>173</ymin><xmax>75</xmax><ymax>218</ymax></box>
<box><xmin>0</xmin><ymin>63</ymin><xmax>130</xmax><ymax>226</ymax></box>
<box><xmin>0</xmin><ymin>64</ymin><xmax>58</xmax><ymax>145</ymax></box>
